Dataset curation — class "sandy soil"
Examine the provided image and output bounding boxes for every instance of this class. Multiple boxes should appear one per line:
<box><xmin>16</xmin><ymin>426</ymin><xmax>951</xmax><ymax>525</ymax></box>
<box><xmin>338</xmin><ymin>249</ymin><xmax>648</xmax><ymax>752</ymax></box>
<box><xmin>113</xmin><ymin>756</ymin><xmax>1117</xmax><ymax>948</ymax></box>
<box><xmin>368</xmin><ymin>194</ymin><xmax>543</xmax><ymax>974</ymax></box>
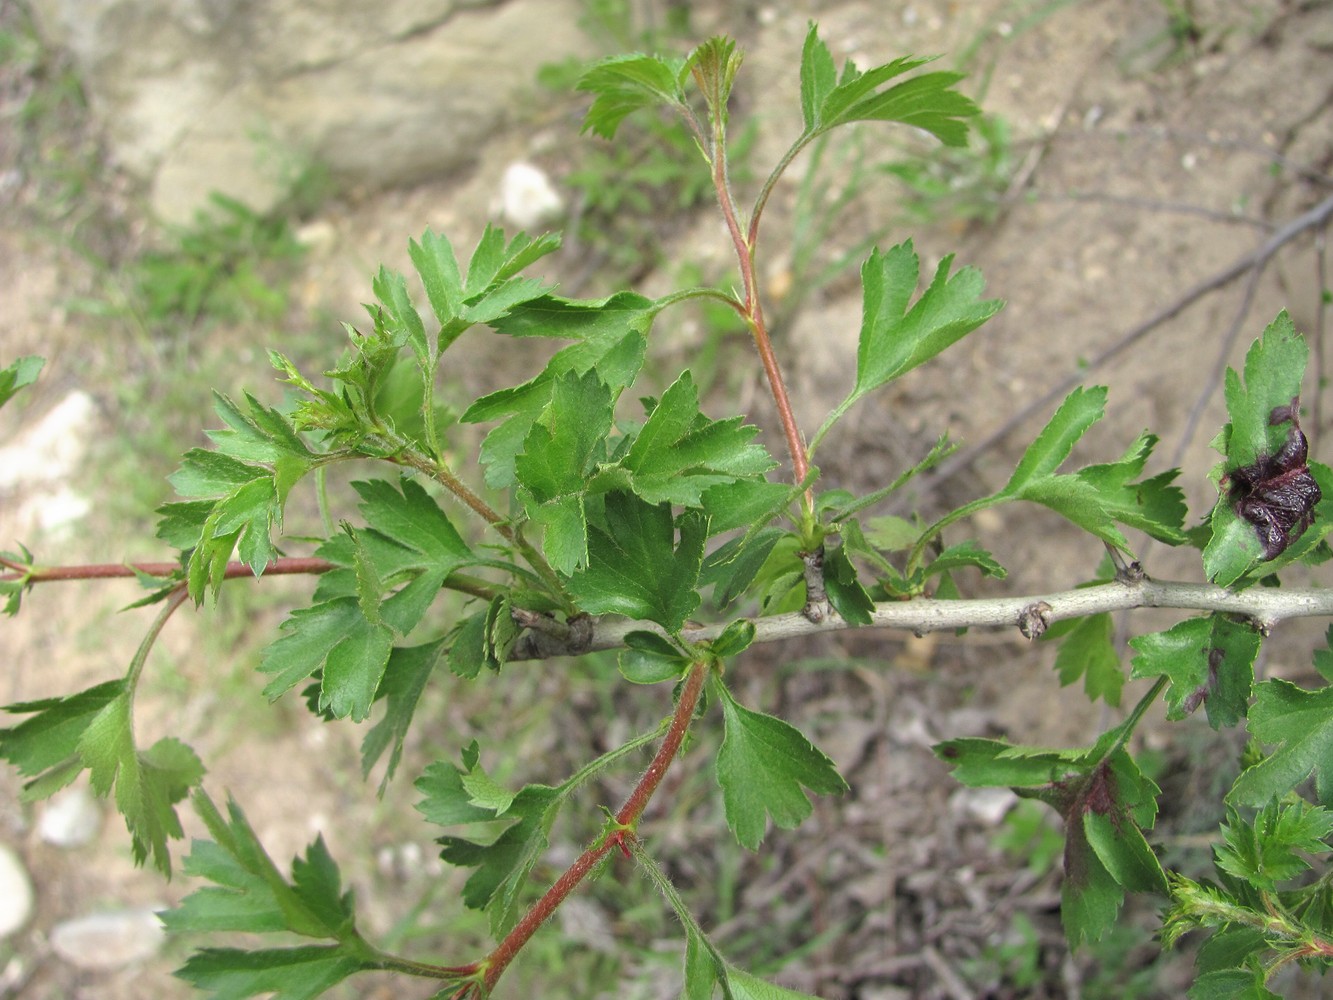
<box><xmin>1</xmin><ymin>1</ymin><xmax>1332</xmax><ymax>997</ymax></box>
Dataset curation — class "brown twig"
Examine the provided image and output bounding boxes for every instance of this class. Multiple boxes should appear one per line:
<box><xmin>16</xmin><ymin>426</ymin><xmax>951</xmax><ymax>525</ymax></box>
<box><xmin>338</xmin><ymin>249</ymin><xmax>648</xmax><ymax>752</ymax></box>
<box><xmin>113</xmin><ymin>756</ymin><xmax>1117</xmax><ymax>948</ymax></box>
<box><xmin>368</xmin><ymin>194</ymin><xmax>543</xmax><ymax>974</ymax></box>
<box><xmin>0</xmin><ymin>556</ymin><xmax>334</xmax><ymax>583</ymax></box>
<box><xmin>479</xmin><ymin>659</ymin><xmax>709</xmax><ymax>992</ymax></box>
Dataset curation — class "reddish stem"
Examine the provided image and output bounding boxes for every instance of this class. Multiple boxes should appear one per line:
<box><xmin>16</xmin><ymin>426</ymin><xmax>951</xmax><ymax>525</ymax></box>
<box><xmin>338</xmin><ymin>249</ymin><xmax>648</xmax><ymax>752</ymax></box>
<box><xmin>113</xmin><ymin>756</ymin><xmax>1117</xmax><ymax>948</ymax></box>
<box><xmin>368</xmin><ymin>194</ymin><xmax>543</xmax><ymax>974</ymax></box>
<box><xmin>0</xmin><ymin>556</ymin><xmax>334</xmax><ymax>584</ymax></box>
<box><xmin>481</xmin><ymin>659</ymin><xmax>710</xmax><ymax>992</ymax></box>
<box><xmin>705</xmin><ymin>119</ymin><xmax>809</xmax><ymax>490</ymax></box>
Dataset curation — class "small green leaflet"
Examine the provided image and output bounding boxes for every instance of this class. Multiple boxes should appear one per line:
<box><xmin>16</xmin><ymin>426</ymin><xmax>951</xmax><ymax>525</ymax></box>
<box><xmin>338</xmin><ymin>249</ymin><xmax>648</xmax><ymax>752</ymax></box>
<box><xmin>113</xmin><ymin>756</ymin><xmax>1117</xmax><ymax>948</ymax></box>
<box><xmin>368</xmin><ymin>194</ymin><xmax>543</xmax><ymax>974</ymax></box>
<box><xmin>167</xmin><ymin>791</ymin><xmax>374</xmax><ymax>999</ymax></box>
<box><xmin>159</xmin><ymin>392</ymin><xmax>318</xmax><ymax>601</ymax></box>
<box><xmin>0</xmin><ymin>680</ymin><xmax>203</xmax><ymax>874</ymax></box>
<box><xmin>1129</xmin><ymin>616</ymin><xmax>1258</xmax><ymax>728</ymax></box>
<box><xmin>359</xmin><ymin>640</ymin><xmax>446</xmax><ymax>793</ymax></box>
<box><xmin>174</xmin><ymin>947</ymin><xmax>370</xmax><ymax>1000</ymax></box>
<box><xmin>461</xmin><ymin>291</ymin><xmax>654</xmax><ymax>488</ymax></box>
<box><xmin>1205</xmin><ymin>312</ymin><xmax>1320</xmax><ymax>586</ymax></box>
<box><xmin>0</xmin><ymin>355</ymin><xmax>43</xmax><ymax>409</ymax></box>
<box><xmin>619</xmin><ymin>630</ymin><xmax>691</xmax><ymax>685</ymax></box>
<box><xmin>415</xmin><ymin>746</ymin><xmax>561</xmax><ymax>937</ymax></box>
<box><xmin>260</xmin><ymin>477</ymin><xmax>471</xmax><ymax>721</ymax></box>
<box><xmin>563</xmin><ymin>492</ymin><xmax>706</xmax><ymax>632</ymax></box>
<box><xmin>713</xmin><ymin>678</ymin><xmax>848</xmax><ymax>850</ymax></box>
<box><xmin>615</xmin><ymin>371</ymin><xmax>776</xmax><ymax>506</ymax></box>
<box><xmin>997</xmin><ymin>387</ymin><xmax>1187</xmax><ymax>550</ymax></box>
<box><xmin>515</xmin><ymin>369</ymin><xmax>614</xmax><ymax>574</ymax></box>
<box><xmin>406</xmin><ymin>226</ymin><xmax>558</xmax><ymax>353</ymax></box>
<box><xmin>686</xmin><ymin>36</ymin><xmax>744</xmax><ymax>126</ymax></box>
<box><xmin>1044</xmin><ymin>613</ymin><xmax>1124</xmax><ymax>706</ymax></box>
<box><xmin>166</xmin><ymin>792</ymin><xmax>357</xmax><ymax>939</ymax></box>
<box><xmin>797</xmin><ymin>23</ymin><xmax>978</xmax><ymax>145</ymax></box>
<box><xmin>1215</xmin><ymin>800</ymin><xmax>1333</xmax><ymax>891</ymax></box>
<box><xmin>822</xmin><ymin>542</ymin><xmax>874</xmax><ymax>624</ymax></box>
<box><xmin>0</xmin><ymin>542</ymin><xmax>33</xmax><ymax>616</ymax></box>
<box><xmin>822</xmin><ymin>240</ymin><xmax>1001</xmax><ymax>434</ymax></box>
<box><xmin>1187</xmin><ymin>969</ymin><xmax>1280</xmax><ymax>1000</ymax></box>
<box><xmin>1228</xmin><ymin>678</ymin><xmax>1333</xmax><ymax>807</ymax></box>
<box><xmin>0</xmin><ymin>680</ymin><xmax>124</xmax><ymax>792</ymax></box>
<box><xmin>577</xmin><ymin>52</ymin><xmax>688</xmax><ymax>139</ymax></box>
<box><xmin>79</xmin><ymin>696</ymin><xmax>205</xmax><ymax>874</ymax></box>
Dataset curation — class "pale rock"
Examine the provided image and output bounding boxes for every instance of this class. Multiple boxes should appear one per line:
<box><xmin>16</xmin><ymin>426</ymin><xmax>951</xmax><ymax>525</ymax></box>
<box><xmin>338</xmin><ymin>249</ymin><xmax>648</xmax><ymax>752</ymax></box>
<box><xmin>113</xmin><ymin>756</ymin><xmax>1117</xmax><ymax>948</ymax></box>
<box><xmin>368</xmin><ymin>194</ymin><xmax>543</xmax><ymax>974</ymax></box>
<box><xmin>29</xmin><ymin>0</ymin><xmax>587</xmax><ymax>222</ymax></box>
<box><xmin>37</xmin><ymin>786</ymin><xmax>102</xmax><ymax>848</ymax></box>
<box><xmin>497</xmin><ymin>162</ymin><xmax>563</xmax><ymax>231</ymax></box>
<box><xmin>50</xmin><ymin>908</ymin><xmax>166</xmax><ymax>970</ymax></box>
<box><xmin>0</xmin><ymin>390</ymin><xmax>96</xmax><ymax>485</ymax></box>
<box><xmin>0</xmin><ymin>845</ymin><xmax>34</xmax><ymax>939</ymax></box>
<box><xmin>949</xmin><ymin>786</ymin><xmax>1019</xmax><ymax>826</ymax></box>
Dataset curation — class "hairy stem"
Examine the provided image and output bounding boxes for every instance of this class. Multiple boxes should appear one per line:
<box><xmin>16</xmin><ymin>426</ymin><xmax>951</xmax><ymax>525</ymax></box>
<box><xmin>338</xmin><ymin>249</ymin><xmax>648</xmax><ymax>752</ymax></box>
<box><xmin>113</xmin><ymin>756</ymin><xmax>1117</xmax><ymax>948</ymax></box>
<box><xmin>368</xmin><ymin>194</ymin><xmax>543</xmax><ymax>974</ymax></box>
<box><xmin>481</xmin><ymin>659</ymin><xmax>709</xmax><ymax>992</ymax></box>
<box><xmin>700</xmin><ymin>92</ymin><xmax>810</xmax><ymax>493</ymax></box>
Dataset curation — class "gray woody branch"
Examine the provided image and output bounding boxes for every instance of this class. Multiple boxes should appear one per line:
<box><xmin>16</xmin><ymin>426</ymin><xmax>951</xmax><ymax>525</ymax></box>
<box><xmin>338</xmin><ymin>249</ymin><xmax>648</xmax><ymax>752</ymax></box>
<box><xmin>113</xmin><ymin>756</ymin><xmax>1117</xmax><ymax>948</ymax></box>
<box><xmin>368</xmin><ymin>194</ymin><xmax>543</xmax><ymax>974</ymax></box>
<box><xmin>509</xmin><ymin>577</ymin><xmax>1333</xmax><ymax>660</ymax></box>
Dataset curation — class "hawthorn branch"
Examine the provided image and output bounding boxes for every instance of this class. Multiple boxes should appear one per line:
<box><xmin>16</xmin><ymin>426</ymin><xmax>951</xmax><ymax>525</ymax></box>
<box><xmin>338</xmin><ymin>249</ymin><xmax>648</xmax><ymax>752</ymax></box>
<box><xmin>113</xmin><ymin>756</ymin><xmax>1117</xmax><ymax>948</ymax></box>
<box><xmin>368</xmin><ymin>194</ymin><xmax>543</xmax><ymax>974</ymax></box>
<box><xmin>509</xmin><ymin>577</ymin><xmax>1333</xmax><ymax>660</ymax></box>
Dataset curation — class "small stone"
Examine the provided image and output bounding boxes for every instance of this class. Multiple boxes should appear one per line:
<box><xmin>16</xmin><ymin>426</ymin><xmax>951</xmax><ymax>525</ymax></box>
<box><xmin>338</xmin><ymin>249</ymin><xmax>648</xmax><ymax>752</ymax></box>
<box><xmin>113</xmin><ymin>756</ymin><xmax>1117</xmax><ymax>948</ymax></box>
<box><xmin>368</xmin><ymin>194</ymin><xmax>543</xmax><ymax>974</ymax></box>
<box><xmin>0</xmin><ymin>845</ymin><xmax>34</xmax><ymax>939</ymax></box>
<box><xmin>497</xmin><ymin>162</ymin><xmax>563</xmax><ymax>230</ymax></box>
<box><xmin>950</xmin><ymin>786</ymin><xmax>1019</xmax><ymax>826</ymax></box>
<box><xmin>38</xmin><ymin>786</ymin><xmax>102</xmax><ymax>848</ymax></box>
<box><xmin>50</xmin><ymin>909</ymin><xmax>166</xmax><ymax>970</ymax></box>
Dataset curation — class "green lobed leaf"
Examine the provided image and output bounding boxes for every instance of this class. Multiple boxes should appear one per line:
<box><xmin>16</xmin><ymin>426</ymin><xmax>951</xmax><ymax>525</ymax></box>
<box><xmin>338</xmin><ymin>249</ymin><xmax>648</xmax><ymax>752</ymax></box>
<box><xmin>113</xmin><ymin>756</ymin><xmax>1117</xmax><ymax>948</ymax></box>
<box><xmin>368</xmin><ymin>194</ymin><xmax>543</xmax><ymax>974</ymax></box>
<box><xmin>260</xmin><ymin>598</ymin><xmax>393</xmax><ymax>723</ymax></box>
<box><xmin>161</xmin><ymin>394</ymin><xmax>318</xmax><ymax>597</ymax></box>
<box><xmin>1214</xmin><ymin>800</ymin><xmax>1333</xmax><ymax>891</ymax></box>
<box><xmin>795</xmin><ymin>24</ymin><xmax>978</xmax><ymax>145</ymax></box>
<box><xmin>174</xmin><ymin>946</ymin><xmax>371</xmax><ymax>1000</ymax></box>
<box><xmin>842</xmin><ymin>241</ymin><xmax>1002</xmax><ymax>416</ymax></box>
<box><xmin>577</xmin><ymin>52</ymin><xmax>689</xmax><ymax>140</ymax></box>
<box><xmin>0</xmin><ymin>680</ymin><xmax>125</xmax><ymax>786</ymax></box>
<box><xmin>0</xmin><ymin>355</ymin><xmax>44</xmax><ymax>408</ymax></box>
<box><xmin>1129</xmin><ymin>616</ymin><xmax>1258</xmax><ymax>728</ymax></box>
<box><xmin>359</xmin><ymin>640</ymin><xmax>446</xmax><ymax>793</ymax></box>
<box><xmin>514</xmin><ymin>369</ymin><xmax>615</xmax><ymax>573</ymax></box>
<box><xmin>798</xmin><ymin>22</ymin><xmax>837</xmax><ymax>133</ymax></box>
<box><xmin>461</xmin><ymin>291</ymin><xmax>653</xmax><ymax>488</ymax></box>
<box><xmin>617</xmin><ymin>371</ymin><xmax>776</xmax><ymax>506</ymax></box>
<box><xmin>170</xmin><ymin>791</ymin><xmax>359</xmax><ymax>941</ymax></box>
<box><xmin>713</xmin><ymin>679</ymin><xmax>848</xmax><ymax>850</ymax></box>
<box><xmin>1073</xmin><ymin>432</ymin><xmax>1188</xmax><ymax>544</ymax></box>
<box><xmin>1228</xmin><ymin>678</ymin><xmax>1333</xmax><ymax>807</ymax></box>
<box><xmin>1186</xmin><ymin>969</ymin><xmax>1280</xmax><ymax>1000</ymax></box>
<box><xmin>434</xmin><ymin>784</ymin><xmax>562</xmax><ymax>937</ymax></box>
<box><xmin>700</xmin><ymin>527</ymin><xmax>787</xmax><ymax>611</ymax></box>
<box><xmin>699</xmin><ymin>479</ymin><xmax>792</xmax><ymax>537</ymax></box>
<box><xmin>1041</xmin><ymin>751</ymin><xmax>1166</xmax><ymax>946</ymax></box>
<box><xmin>407</xmin><ymin>226</ymin><xmax>558</xmax><ymax>352</ymax></box>
<box><xmin>934</xmin><ymin>738</ymin><xmax>1087</xmax><ymax>788</ymax></box>
<box><xmin>1046</xmin><ymin>613</ymin><xmax>1124</xmax><ymax>707</ymax></box>
<box><xmin>76</xmin><ymin>690</ymin><xmax>205</xmax><ymax>874</ymax></box>
<box><xmin>1003</xmin><ymin>386</ymin><xmax>1106</xmax><ymax>495</ymax></box>
<box><xmin>1221</xmin><ymin>311</ymin><xmax>1310</xmax><ymax>470</ymax></box>
<box><xmin>563</xmin><ymin>492</ymin><xmax>706</xmax><ymax>632</ymax></box>
<box><xmin>921</xmin><ymin>539</ymin><xmax>1006</xmax><ymax>582</ymax></box>
<box><xmin>351</xmin><ymin>476</ymin><xmax>474</xmax><ymax>577</ymax></box>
